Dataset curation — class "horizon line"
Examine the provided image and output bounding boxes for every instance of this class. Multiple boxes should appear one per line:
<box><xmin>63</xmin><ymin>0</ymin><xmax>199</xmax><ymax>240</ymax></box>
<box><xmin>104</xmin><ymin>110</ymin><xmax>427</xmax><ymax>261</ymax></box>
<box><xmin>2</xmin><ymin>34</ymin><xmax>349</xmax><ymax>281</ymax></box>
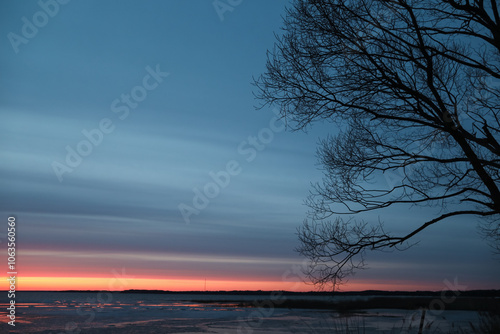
<box><xmin>5</xmin><ymin>288</ymin><xmax>499</xmax><ymax>293</ymax></box>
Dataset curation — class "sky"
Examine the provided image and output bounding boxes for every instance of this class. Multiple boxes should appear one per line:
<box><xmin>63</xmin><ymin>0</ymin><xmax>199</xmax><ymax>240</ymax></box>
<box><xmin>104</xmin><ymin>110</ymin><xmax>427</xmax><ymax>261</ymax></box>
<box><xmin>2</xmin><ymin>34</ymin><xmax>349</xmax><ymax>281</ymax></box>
<box><xmin>0</xmin><ymin>0</ymin><xmax>499</xmax><ymax>292</ymax></box>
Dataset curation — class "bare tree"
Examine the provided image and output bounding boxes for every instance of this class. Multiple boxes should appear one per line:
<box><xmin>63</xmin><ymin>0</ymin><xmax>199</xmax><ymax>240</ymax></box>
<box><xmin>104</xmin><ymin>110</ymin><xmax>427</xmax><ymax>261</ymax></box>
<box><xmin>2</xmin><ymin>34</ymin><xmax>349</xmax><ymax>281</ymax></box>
<box><xmin>254</xmin><ymin>0</ymin><xmax>500</xmax><ymax>289</ymax></box>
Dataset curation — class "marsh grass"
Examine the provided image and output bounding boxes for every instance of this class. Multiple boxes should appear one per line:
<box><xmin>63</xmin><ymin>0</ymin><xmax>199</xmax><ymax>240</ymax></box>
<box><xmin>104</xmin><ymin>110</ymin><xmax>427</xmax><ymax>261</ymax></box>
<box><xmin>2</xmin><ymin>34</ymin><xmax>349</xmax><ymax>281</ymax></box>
<box><xmin>287</xmin><ymin>310</ymin><xmax>500</xmax><ymax>334</ymax></box>
<box><xmin>463</xmin><ymin>311</ymin><xmax>500</xmax><ymax>334</ymax></box>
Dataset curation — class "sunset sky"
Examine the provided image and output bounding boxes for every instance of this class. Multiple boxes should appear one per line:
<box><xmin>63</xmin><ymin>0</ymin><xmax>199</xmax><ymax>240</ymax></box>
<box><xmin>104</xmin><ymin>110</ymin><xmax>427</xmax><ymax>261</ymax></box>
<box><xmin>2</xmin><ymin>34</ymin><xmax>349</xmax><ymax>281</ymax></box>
<box><xmin>1</xmin><ymin>0</ymin><xmax>499</xmax><ymax>292</ymax></box>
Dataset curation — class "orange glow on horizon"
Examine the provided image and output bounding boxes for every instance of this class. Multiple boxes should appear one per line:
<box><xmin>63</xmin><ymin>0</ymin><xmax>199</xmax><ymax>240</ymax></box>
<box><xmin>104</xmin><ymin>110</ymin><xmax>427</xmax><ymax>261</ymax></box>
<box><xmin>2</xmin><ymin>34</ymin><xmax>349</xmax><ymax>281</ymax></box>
<box><xmin>3</xmin><ymin>276</ymin><xmax>442</xmax><ymax>292</ymax></box>
<box><xmin>7</xmin><ymin>276</ymin><xmax>314</xmax><ymax>292</ymax></box>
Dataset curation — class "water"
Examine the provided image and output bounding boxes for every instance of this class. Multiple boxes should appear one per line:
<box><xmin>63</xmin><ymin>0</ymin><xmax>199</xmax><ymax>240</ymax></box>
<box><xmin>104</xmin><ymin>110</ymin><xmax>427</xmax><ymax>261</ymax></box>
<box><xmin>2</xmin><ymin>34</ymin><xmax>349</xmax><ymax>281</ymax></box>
<box><xmin>0</xmin><ymin>292</ymin><xmax>482</xmax><ymax>333</ymax></box>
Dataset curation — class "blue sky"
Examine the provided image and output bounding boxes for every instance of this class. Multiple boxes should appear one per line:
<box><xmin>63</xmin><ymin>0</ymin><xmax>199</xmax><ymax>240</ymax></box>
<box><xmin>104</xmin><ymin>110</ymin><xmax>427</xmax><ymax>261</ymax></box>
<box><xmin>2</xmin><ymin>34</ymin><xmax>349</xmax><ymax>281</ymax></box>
<box><xmin>0</xmin><ymin>0</ymin><xmax>499</xmax><ymax>291</ymax></box>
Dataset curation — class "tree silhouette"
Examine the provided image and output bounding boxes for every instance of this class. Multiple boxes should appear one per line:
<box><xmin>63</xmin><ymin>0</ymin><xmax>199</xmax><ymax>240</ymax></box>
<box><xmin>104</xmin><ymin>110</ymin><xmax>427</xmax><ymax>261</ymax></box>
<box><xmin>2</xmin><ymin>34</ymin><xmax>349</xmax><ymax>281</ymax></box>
<box><xmin>255</xmin><ymin>0</ymin><xmax>500</xmax><ymax>289</ymax></box>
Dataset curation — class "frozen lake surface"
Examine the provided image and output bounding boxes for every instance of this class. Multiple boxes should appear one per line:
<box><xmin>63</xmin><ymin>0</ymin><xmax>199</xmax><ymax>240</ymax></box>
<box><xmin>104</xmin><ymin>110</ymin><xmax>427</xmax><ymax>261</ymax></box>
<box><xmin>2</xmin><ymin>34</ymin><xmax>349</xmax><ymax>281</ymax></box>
<box><xmin>0</xmin><ymin>292</ymin><xmax>483</xmax><ymax>333</ymax></box>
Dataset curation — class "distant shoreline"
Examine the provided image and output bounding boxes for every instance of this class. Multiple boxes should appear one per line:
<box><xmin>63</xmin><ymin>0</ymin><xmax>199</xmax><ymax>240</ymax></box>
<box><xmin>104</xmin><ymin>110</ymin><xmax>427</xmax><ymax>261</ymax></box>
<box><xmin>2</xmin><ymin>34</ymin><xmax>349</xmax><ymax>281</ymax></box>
<box><xmin>6</xmin><ymin>289</ymin><xmax>500</xmax><ymax>297</ymax></box>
